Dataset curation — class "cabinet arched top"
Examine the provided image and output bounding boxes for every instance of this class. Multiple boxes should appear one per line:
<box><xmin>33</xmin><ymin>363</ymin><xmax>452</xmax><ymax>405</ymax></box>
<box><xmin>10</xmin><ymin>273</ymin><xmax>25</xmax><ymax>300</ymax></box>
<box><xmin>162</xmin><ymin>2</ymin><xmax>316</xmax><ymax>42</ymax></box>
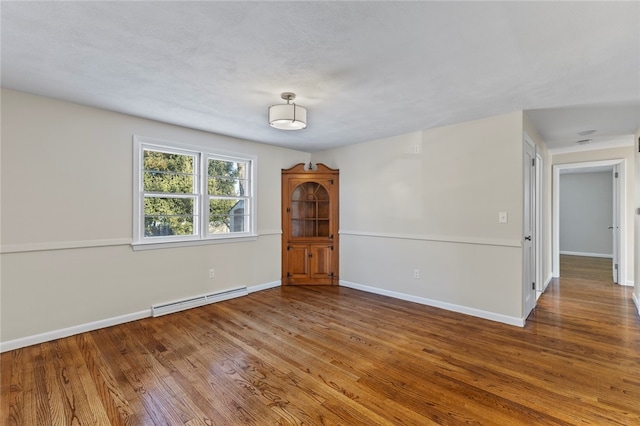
<box><xmin>291</xmin><ymin>182</ymin><xmax>330</xmax><ymax>202</ymax></box>
<box><xmin>282</xmin><ymin>162</ymin><xmax>339</xmax><ymax>175</ymax></box>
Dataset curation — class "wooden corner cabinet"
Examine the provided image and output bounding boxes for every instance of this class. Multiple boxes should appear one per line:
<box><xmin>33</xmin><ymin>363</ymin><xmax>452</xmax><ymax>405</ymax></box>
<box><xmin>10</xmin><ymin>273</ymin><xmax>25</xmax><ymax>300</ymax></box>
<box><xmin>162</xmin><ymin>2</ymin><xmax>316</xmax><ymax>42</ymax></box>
<box><xmin>282</xmin><ymin>163</ymin><xmax>339</xmax><ymax>285</ymax></box>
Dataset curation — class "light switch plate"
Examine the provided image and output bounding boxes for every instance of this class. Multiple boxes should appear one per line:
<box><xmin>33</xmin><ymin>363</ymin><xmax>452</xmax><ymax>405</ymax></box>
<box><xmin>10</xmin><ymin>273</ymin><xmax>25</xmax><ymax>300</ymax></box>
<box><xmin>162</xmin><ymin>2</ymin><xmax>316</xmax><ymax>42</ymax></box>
<box><xmin>498</xmin><ymin>211</ymin><xmax>508</xmax><ymax>223</ymax></box>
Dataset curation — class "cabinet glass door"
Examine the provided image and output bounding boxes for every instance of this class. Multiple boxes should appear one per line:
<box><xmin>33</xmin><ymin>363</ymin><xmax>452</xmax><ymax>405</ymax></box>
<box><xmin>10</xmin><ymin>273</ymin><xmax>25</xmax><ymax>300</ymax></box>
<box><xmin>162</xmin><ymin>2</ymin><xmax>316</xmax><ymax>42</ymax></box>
<box><xmin>290</xmin><ymin>182</ymin><xmax>330</xmax><ymax>238</ymax></box>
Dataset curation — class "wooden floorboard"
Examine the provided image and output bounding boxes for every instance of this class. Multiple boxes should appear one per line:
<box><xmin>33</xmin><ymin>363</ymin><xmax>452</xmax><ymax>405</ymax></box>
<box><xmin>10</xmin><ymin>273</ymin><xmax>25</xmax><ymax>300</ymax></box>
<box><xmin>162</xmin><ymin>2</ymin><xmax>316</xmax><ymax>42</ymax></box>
<box><xmin>560</xmin><ymin>254</ymin><xmax>613</xmax><ymax>282</ymax></box>
<box><xmin>2</xmin><ymin>273</ymin><xmax>639</xmax><ymax>425</ymax></box>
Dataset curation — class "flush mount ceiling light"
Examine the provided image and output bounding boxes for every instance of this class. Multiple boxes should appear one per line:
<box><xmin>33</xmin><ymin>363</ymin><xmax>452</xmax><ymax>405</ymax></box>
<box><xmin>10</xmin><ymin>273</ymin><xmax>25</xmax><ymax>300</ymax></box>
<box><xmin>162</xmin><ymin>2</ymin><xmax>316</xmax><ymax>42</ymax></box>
<box><xmin>269</xmin><ymin>92</ymin><xmax>307</xmax><ymax>130</ymax></box>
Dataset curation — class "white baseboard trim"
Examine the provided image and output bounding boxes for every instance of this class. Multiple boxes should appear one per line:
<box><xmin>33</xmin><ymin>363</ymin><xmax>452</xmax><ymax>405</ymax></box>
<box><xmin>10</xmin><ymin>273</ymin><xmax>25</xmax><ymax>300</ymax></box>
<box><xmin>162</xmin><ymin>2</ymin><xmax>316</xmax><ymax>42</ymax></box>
<box><xmin>633</xmin><ymin>292</ymin><xmax>640</xmax><ymax>316</ymax></box>
<box><xmin>1</xmin><ymin>280</ymin><xmax>281</xmax><ymax>353</ymax></box>
<box><xmin>536</xmin><ymin>275</ymin><xmax>554</xmax><ymax>300</ymax></box>
<box><xmin>542</xmin><ymin>274</ymin><xmax>553</xmax><ymax>292</ymax></box>
<box><xmin>340</xmin><ymin>280</ymin><xmax>525</xmax><ymax>327</ymax></box>
<box><xmin>622</xmin><ymin>280</ymin><xmax>634</xmax><ymax>287</ymax></box>
<box><xmin>248</xmin><ymin>280</ymin><xmax>281</xmax><ymax>293</ymax></box>
<box><xmin>559</xmin><ymin>251</ymin><xmax>613</xmax><ymax>259</ymax></box>
<box><xmin>0</xmin><ymin>310</ymin><xmax>150</xmax><ymax>353</ymax></box>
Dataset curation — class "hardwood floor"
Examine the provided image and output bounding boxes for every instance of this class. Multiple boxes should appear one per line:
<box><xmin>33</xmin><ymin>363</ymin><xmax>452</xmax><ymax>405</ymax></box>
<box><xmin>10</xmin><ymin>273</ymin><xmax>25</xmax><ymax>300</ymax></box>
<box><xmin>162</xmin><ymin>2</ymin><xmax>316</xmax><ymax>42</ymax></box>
<box><xmin>560</xmin><ymin>254</ymin><xmax>613</xmax><ymax>282</ymax></box>
<box><xmin>2</xmin><ymin>276</ymin><xmax>639</xmax><ymax>425</ymax></box>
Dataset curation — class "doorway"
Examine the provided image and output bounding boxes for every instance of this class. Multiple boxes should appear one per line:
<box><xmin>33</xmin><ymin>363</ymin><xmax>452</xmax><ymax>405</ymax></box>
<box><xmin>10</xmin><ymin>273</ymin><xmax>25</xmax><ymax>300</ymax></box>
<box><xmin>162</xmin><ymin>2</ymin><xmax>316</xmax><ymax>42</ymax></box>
<box><xmin>552</xmin><ymin>160</ymin><xmax>625</xmax><ymax>284</ymax></box>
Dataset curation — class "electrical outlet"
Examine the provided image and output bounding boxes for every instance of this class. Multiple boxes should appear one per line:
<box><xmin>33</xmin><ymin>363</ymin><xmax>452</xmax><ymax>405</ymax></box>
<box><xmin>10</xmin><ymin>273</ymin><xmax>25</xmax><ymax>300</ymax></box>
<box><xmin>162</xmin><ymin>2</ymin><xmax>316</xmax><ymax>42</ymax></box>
<box><xmin>498</xmin><ymin>211</ymin><xmax>508</xmax><ymax>223</ymax></box>
<box><xmin>208</xmin><ymin>269</ymin><xmax>215</xmax><ymax>279</ymax></box>
<box><xmin>414</xmin><ymin>269</ymin><xmax>420</xmax><ymax>279</ymax></box>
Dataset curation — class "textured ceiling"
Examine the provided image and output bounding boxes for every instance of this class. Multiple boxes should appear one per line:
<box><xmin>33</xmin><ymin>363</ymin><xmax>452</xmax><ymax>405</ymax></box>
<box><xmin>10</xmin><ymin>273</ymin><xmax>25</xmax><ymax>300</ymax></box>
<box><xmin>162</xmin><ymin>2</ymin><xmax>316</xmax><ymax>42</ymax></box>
<box><xmin>2</xmin><ymin>1</ymin><xmax>639</xmax><ymax>152</ymax></box>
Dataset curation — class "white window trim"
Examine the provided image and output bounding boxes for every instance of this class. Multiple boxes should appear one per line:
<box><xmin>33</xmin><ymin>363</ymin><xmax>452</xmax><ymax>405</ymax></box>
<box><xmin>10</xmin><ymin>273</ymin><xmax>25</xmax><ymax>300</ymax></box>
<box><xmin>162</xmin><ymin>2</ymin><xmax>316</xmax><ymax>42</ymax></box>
<box><xmin>132</xmin><ymin>135</ymin><xmax>257</xmax><ymax>250</ymax></box>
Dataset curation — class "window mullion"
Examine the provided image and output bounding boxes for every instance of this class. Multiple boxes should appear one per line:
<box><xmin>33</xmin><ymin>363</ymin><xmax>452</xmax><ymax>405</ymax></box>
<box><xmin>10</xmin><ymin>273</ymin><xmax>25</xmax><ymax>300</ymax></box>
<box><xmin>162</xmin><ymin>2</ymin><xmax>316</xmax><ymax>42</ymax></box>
<box><xmin>200</xmin><ymin>151</ymin><xmax>209</xmax><ymax>238</ymax></box>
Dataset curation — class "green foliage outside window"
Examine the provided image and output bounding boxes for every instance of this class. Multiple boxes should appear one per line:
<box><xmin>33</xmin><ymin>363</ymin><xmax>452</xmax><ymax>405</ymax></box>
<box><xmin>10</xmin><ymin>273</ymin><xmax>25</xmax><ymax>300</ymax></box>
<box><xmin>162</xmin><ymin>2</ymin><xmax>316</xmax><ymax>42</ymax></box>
<box><xmin>208</xmin><ymin>159</ymin><xmax>248</xmax><ymax>233</ymax></box>
<box><xmin>143</xmin><ymin>151</ymin><xmax>196</xmax><ymax>236</ymax></box>
<box><xmin>142</xmin><ymin>151</ymin><xmax>249</xmax><ymax>237</ymax></box>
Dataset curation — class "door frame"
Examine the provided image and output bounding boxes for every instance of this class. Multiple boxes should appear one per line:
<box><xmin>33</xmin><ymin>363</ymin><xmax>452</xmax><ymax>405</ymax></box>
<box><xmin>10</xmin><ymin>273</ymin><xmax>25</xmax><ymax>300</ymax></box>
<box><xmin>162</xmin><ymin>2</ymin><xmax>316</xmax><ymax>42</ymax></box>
<box><xmin>611</xmin><ymin>164</ymin><xmax>620</xmax><ymax>283</ymax></box>
<box><xmin>523</xmin><ymin>134</ymin><xmax>537</xmax><ymax>318</ymax></box>
<box><xmin>535</xmin><ymin>151</ymin><xmax>544</xmax><ymax>295</ymax></box>
<box><xmin>551</xmin><ymin>159</ymin><xmax>626</xmax><ymax>283</ymax></box>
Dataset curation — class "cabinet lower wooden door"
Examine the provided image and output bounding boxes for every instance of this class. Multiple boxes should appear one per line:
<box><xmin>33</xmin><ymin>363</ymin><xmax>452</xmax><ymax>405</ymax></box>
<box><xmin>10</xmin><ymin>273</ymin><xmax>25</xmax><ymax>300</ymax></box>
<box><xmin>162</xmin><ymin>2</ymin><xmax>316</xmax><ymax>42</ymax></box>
<box><xmin>285</xmin><ymin>244</ymin><xmax>335</xmax><ymax>285</ymax></box>
<box><xmin>286</xmin><ymin>245</ymin><xmax>309</xmax><ymax>279</ymax></box>
<box><xmin>282</xmin><ymin>163</ymin><xmax>339</xmax><ymax>285</ymax></box>
<box><xmin>310</xmin><ymin>245</ymin><xmax>333</xmax><ymax>281</ymax></box>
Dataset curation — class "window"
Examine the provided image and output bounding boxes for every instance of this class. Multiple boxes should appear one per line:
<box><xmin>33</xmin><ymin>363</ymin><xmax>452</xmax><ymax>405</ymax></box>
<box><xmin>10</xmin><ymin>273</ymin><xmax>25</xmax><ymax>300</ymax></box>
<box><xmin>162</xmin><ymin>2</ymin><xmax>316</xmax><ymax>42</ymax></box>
<box><xmin>133</xmin><ymin>136</ymin><xmax>256</xmax><ymax>248</ymax></box>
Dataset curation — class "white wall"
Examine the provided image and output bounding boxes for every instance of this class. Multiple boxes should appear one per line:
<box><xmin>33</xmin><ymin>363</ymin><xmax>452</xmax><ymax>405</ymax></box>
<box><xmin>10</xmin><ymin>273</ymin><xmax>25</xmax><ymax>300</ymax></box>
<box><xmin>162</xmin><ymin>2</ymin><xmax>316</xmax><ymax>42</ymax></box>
<box><xmin>553</xmin><ymin>146</ymin><xmax>635</xmax><ymax>285</ymax></box>
<box><xmin>312</xmin><ymin>111</ymin><xmax>527</xmax><ymax>324</ymax></box>
<box><xmin>559</xmin><ymin>172</ymin><xmax>613</xmax><ymax>257</ymax></box>
<box><xmin>0</xmin><ymin>89</ymin><xmax>309</xmax><ymax>345</ymax></box>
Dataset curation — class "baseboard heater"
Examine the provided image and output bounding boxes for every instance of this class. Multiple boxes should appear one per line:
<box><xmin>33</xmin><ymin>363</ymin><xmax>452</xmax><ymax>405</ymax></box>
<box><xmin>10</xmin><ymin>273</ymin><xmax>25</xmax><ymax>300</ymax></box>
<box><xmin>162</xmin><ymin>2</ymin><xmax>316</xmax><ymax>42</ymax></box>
<box><xmin>151</xmin><ymin>286</ymin><xmax>248</xmax><ymax>317</ymax></box>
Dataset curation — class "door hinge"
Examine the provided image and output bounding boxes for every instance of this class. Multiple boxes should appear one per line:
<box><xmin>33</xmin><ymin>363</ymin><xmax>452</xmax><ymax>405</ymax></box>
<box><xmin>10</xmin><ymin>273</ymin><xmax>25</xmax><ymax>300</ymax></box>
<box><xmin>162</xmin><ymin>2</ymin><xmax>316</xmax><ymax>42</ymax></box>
<box><xmin>286</xmin><ymin>207</ymin><xmax>291</xmax><ymax>213</ymax></box>
<box><xmin>615</xmin><ymin>263</ymin><xmax>619</xmax><ymax>270</ymax></box>
<box><xmin>330</xmin><ymin>179</ymin><xmax>334</xmax><ymax>185</ymax></box>
<box><xmin>532</xmin><ymin>282</ymin><xmax>535</xmax><ymax>290</ymax></box>
<box><xmin>330</xmin><ymin>245</ymin><xmax>334</xmax><ymax>251</ymax></box>
<box><xmin>308</xmin><ymin>252</ymin><xmax>313</xmax><ymax>258</ymax></box>
<box><xmin>287</xmin><ymin>272</ymin><xmax>291</xmax><ymax>277</ymax></box>
<box><xmin>330</xmin><ymin>272</ymin><xmax>334</xmax><ymax>277</ymax></box>
<box><xmin>287</xmin><ymin>245</ymin><xmax>291</xmax><ymax>251</ymax></box>
<box><xmin>532</xmin><ymin>158</ymin><xmax>535</xmax><ymax>167</ymax></box>
<box><xmin>614</xmin><ymin>172</ymin><xmax>619</xmax><ymax>178</ymax></box>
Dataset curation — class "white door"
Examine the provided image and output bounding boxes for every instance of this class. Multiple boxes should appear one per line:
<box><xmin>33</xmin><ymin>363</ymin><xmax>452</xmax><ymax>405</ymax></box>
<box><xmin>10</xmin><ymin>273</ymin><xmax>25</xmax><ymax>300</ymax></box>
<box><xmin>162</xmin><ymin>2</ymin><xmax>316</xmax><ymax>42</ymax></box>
<box><xmin>523</xmin><ymin>138</ymin><xmax>536</xmax><ymax>317</ymax></box>
<box><xmin>611</xmin><ymin>166</ymin><xmax>619</xmax><ymax>283</ymax></box>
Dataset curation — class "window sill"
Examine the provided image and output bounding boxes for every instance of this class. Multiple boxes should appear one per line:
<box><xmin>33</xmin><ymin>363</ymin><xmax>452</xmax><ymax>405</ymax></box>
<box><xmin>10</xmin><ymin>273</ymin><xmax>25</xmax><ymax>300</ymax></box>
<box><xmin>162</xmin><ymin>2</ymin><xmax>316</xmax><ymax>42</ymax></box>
<box><xmin>131</xmin><ymin>235</ymin><xmax>258</xmax><ymax>251</ymax></box>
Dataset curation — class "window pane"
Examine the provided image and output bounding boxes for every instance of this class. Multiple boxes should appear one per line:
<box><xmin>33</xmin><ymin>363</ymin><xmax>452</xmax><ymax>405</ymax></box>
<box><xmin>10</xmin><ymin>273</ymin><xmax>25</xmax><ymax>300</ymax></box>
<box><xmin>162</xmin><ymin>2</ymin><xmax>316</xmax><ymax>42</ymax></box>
<box><xmin>144</xmin><ymin>196</ymin><xmax>196</xmax><ymax>236</ymax></box>
<box><xmin>144</xmin><ymin>215</ymin><xmax>195</xmax><ymax>237</ymax></box>
<box><xmin>208</xmin><ymin>159</ymin><xmax>248</xmax><ymax>179</ymax></box>
<box><xmin>208</xmin><ymin>159</ymin><xmax>250</xmax><ymax>196</ymax></box>
<box><xmin>209</xmin><ymin>215</ymin><xmax>248</xmax><ymax>234</ymax></box>
<box><xmin>144</xmin><ymin>171</ymin><xmax>194</xmax><ymax>193</ymax></box>
<box><xmin>144</xmin><ymin>150</ymin><xmax>194</xmax><ymax>173</ymax></box>
<box><xmin>144</xmin><ymin>197</ymin><xmax>194</xmax><ymax>215</ymax></box>
<box><xmin>209</xmin><ymin>199</ymin><xmax>245</xmax><ymax>233</ymax></box>
<box><xmin>208</xmin><ymin>177</ymin><xmax>248</xmax><ymax>196</ymax></box>
<box><xmin>143</xmin><ymin>150</ymin><xmax>195</xmax><ymax>193</ymax></box>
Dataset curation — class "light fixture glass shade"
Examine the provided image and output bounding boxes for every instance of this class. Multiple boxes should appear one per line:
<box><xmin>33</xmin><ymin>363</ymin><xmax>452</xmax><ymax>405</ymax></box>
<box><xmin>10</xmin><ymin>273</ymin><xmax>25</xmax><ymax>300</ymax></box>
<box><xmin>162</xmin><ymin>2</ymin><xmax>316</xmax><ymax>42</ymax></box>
<box><xmin>269</xmin><ymin>103</ymin><xmax>307</xmax><ymax>130</ymax></box>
